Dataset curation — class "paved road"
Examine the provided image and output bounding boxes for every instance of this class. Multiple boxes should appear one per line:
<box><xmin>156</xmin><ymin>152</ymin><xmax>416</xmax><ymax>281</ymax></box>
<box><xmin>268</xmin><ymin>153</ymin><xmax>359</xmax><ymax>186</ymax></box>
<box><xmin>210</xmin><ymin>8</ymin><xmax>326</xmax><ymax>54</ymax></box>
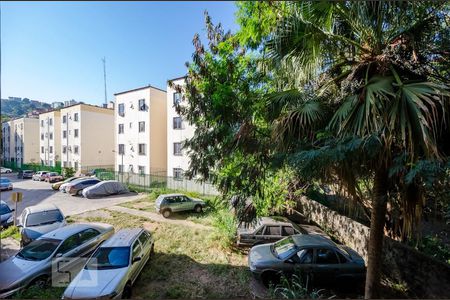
<box><xmin>0</xmin><ymin>173</ymin><xmax>144</xmax><ymax>218</ymax></box>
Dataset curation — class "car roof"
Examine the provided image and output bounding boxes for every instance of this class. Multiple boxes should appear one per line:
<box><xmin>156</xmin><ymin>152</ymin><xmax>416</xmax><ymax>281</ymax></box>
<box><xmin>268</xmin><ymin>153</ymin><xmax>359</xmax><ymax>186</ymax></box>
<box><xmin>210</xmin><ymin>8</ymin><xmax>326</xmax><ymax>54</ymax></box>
<box><xmin>26</xmin><ymin>203</ymin><xmax>60</xmax><ymax>214</ymax></box>
<box><xmin>292</xmin><ymin>234</ymin><xmax>336</xmax><ymax>248</ymax></box>
<box><xmin>100</xmin><ymin>228</ymin><xmax>143</xmax><ymax>247</ymax></box>
<box><xmin>23</xmin><ymin>170</ymin><xmax>34</xmax><ymax>172</ymax></box>
<box><xmin>41</xmin><ymin>222</ymin><xmax>112</xmax><ymax>240</ymax></box>
<box><xmin>259</xmin><ymin>216</ymin><xmax>296</xmax><ymax>226</ymax></box>
<box><xmin>160</xmin><ymin>193</ymin><xmax>186</xmax><ymax>197</ymax></box>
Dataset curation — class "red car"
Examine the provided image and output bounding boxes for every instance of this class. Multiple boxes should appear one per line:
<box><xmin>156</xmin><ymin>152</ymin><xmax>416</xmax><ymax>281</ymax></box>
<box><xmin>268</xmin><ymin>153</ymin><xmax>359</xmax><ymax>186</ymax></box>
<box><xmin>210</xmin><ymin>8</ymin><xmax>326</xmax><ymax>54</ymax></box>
<box><xmin>45</xmin><ymin>172</ymin><xmax>64</xmax><ymax>183</ymax></box>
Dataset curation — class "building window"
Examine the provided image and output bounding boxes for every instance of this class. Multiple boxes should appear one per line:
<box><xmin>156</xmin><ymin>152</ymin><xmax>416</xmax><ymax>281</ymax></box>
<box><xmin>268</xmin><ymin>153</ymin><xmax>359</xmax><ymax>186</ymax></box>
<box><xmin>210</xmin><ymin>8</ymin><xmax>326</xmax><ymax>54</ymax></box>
<box><xmin>74</xmin><ymin>162</ymin><xmax>78</xmax><ymax>169</ymax></box>
<box><xmin>129</xmin><ymin>122</ymin><xmax>132</xmax><ymax>129</ymax></box>
<box><xmin>63</xmin><ymin>115</ymin><xmax>67</xmax><ymax>123</ymax></box>
<box><xmin>173</xmin><ymin>117</ymin><xmax>182</xmax><ymax>129</ymax></box>
<box><xmin>49</xmin><ymin>146</ymin><xmax>53</xmax><ymax>154</ymax></box>
<box><xmin>63</xmin><ymin>161</ymin><xmax>67</xmax><ymax>167</ymax></box>
<box><xmin>74</xmin><ymin>129</ymin><xmax>79</xmax><ymax>138</ymax></box>
<box><xmin>173</xmin><ymin>93</ymin><xmax>182</xmax><ymax>106</ymax></box>
<box><xmin>118</xmin><ymin>124</ymin><xmax>124</xmax><ymax>134</ymax></box>
<box><xmin>138</xmin><ymin>165</ymin><xmax>145</xmax><ymax>175</ymax></box>
<box><xmin>63</xmin><ymin>130</ymin><xmax>67</xmax><ymax>138</ymax></box>
<box><xmin>138</xmin><ymin>143</ymin><xmax>146</xmax><ymax>155</ymax></box>
<box><xmin>138</xmin><ymin>99</ymin><xmax>146</xmax><ymax>111</ymax></box>
<box><xmin>41</xmin><ymin>133</ymin><xmax>44</xmax><ymax>140</ymax></box>
<box><xmin>118</xmin><ymin>103</ymin><xmax>125</xmax><ymax>116</ymax></box>
<box><xmin>41</xmin><ymin>146</ymin><xmax>44</xmax><ymax>154</ymax></box>
<box><xmin>118</xmin><ymin>144</ymin><xmax>125</xmax><ymax>155</ymax></box>
<box><xmin>128</xmin><ymin>164</ymin><xmax>134</xmax><ymax>173</ymax></box>
<box><xmin>50</xmin><ymin>133</ymin><xmax>53</xmax><ymax>140</ymax></box>
<box><xmin>74</xmin><ymin>113</ymin><xmax>79</xmax><ymax>121</ymax></box>
<box><xmin>63</xmin><ymin>146</ymin><xmax>67</xmax><ymax>154</ymax></box>
<box><xmin>138</xmin><ymin>121</ymin><xmax>145</xmax><ymax>132</ymax></box>
<box><xmin>173</xmin><ymin>142</ymin><xmax>182</xmax><ymax>156</ymax></box>
<box><xmin>41</xmin><ymin>120</ymin><xmax>44</xmax><ymax>127</ymax></box>
<box><xmin>74</xmin><ymin>146</ymin><xmax>79</xmax><ymax>154</ymax></box>
<box><xmin>118</xmin><ymin>164</ymin><xmax>124</xmax><ymax>173</ymax></box>
<box><xmin>173</xmin><ymin>168</ymin><xmax>183</xmax><ymax>180</ymax></box>
<box><xmin>49</xmin><ymin>118</ymin><xmax>53</xmax><ymax>126</ymax></box>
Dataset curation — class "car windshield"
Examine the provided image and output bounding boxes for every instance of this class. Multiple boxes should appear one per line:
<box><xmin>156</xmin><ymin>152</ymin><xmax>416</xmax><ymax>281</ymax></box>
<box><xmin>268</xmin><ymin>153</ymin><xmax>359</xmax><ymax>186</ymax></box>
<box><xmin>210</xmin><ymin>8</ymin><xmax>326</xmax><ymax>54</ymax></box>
<box><xmin>85</xmin><ymin>247</ymin><xmax>130</xmax><ymax>270</ymax></box>
<box><xmin>272</xmin><ymin>236</ymin><xmax>297</xmax><ymax>260</ymax></box>
<box><xmin>0</xmin><ymin>204</ymin><xmax>11</xmax><ymax>214</ymax></box>
<box><xmin>26</xmin><ymin>210</ymin><xmax>64</xmax><ymax>227</ymax></box>
<box><xmin>17</xmin><ymin>238</ymin><xmax>61</xmax><ymax>261</ymax></box>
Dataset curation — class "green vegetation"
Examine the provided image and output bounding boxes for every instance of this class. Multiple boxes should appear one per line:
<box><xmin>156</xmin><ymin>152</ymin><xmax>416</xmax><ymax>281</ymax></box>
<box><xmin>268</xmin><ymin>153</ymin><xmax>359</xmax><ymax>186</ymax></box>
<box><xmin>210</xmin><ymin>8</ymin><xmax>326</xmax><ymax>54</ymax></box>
<box><xmin>0</xmin><ymin>225</ymin><xmax>20</xmax><ymax>241</ymax></box>
<box><xmin>269</xmin><ymin>274</ymin><xmax>330</xmax><ymax>299</ymax></box>
<box><xmin>416</xmin><ymin>235</ymin><xmax>450</xmax><ymax>264</ymax></box>
<box><xmin>0</xmin><ymin>98</ymin><xmax>51</xmax><ymax>119</ymax></box>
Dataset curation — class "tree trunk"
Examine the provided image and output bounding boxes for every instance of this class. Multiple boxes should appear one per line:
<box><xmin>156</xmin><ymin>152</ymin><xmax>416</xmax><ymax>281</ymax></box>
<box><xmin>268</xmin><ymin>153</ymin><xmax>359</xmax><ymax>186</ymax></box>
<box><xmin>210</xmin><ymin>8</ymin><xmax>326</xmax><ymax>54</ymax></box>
<box><xmin>364</xmin><ymin>167</ymin><xmax>388</xmax><ymax>299</ymax></box>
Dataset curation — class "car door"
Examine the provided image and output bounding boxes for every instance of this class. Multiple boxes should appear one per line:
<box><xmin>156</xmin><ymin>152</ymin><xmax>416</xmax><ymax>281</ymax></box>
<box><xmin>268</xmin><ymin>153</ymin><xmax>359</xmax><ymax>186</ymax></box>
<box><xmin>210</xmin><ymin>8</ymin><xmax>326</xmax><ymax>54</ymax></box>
<box><xmin>136</xmin><ymin>231</ymin><xmax>152</xmax><ymax>270</ymax></box>
<box><xmin>180</xmin><ymin>196</ymin><xmax>194</xmax><ymax>211</ymax></box>
<box><xmin>52</xmin><ymin>233</ymin><xmax>83</xmax><ymax>284</ymax></box>
<box><xmin>281</xmin><ymin>248</ymin><xmax>314</xmax><ymax>276</ymax></box>
<box><xmin>261</xmin><ymin>225</ymin><xmax>282</xmax><ymax>243</ymax></box>
<box><xmin>171</xmin><ymin>196</ymin><xmax>183</xmax><ymax>212</ymax></box>
<box><xmin>129</xmin><ymin>239</ymin><xmax>144</xmax><ymax>283</ymax></box>
<box><xmin>312</xmin><ymin>248</ymin><xmax>340</xmax><ymax>285</ymax></box>
<box><xmin>281</xmin><ymin>225</ymin><xmax>296</xmax><ymax>237</ymax></box>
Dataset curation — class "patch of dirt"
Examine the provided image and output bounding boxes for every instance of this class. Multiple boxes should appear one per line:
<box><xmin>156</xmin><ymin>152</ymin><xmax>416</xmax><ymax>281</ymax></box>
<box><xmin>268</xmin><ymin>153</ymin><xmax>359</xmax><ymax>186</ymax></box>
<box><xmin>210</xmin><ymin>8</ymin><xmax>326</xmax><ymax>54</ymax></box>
<box><xmin>0</xmin><ymin>237</ymin><xmax>20</xmax><ymax>262</ymax></box>
<box><xmin>143</xmin><ymin>221</ymin><xmax>159</xmax><ymax>232</ymax></box>
<box><xmin>76</xmin><ymin>210</ymin><xmax>112</xmax><ymax>219</ymax></box>
<box><xmin>133</xmin><ymin>201</ymin><xmax>153</xmax><ymax>209</ymax></box>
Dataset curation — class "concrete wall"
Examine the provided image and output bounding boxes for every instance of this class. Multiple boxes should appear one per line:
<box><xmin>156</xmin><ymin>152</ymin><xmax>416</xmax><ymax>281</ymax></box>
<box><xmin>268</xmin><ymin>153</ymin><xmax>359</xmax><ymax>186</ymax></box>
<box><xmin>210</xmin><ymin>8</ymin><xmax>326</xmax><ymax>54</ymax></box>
<box><xmin>166</xmin><ymin>77</ymin><xmax>196</xmax><ymax>177</ymax></box>
<box><xmin>296</xmin><ymin>196</ymin><xmax>450</xmax><ymax>298</ymax></box>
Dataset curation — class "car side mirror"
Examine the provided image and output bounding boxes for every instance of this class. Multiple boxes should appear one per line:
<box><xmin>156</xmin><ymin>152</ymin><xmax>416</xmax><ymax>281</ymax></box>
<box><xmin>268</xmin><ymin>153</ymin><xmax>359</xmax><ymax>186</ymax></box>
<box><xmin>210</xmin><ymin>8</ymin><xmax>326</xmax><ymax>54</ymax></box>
<box><xmin>16</xmin><ymin>224</ymin><xmax>22</xmax><ymax>228</ymax></box>
<box><xmin>132</xmin><ymin>256</ymin><xmax>141</xmax><ymax>264</ymax></box>
<box><xmin>11</xmin><ymin>208</ymin><xmax>15</xmax><ymax>212</ymax></box>
<box><xmin>55</xmin><ymin>253</ymin><xmax>63</xmax><ymax>258</ymax></box>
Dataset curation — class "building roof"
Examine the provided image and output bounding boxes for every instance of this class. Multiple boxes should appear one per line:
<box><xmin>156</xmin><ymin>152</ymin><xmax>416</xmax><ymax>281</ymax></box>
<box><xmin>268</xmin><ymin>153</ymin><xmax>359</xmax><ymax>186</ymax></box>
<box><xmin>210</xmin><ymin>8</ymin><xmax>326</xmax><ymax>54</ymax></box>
<box><xmin>167</xmin><ymin>75</ymin><xmax>187</xmax><ymax>83</ymax></box>
<box><xmin>100</xmin><ymin>228</ymin><xmax>143</xmax><ymax>247</ymax></box>
<box><xmin>114</xmin><ymin>84</ymin><xmax>166</xmax><ymax>96</ymax></box>
<box><xmin>59</xmin><ymin>102</ymin><xmax>113</xmax><ymax>112</ymax></box>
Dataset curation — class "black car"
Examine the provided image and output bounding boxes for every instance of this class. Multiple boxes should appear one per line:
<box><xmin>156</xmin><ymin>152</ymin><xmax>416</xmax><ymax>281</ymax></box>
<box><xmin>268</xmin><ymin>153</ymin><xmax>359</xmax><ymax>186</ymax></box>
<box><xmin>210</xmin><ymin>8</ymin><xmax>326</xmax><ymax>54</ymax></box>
<box><xmin>17</xmin><ymin>170</ymin><xmax>34</xmax><ymax>179</ymax></box>
<box><xmin>237</xmin><ymin>216</ymin><xmax>307</xmax><ymax>247</ymax></box>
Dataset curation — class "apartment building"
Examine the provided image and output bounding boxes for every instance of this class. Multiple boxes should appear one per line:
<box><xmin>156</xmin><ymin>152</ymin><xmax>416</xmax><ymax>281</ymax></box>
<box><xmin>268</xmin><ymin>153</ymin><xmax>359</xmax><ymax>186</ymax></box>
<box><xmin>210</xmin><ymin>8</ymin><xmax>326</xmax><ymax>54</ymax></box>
<box><xmin>166</xmin><ymin>76</ymin><xmax>195</xmax><ymax>179</ymax></box>
<box><xmin>60</xmin><ymin>103</ymin><xmax>115</xmax><ymax>171</ymax></box>
<box><xmin>39</xmin><ymin>110</ymin><xmax>62</xmax><ymax>167</ymax></box>
<box><xmin>1</xmin><ymin>118</ymin><xmax>40</xmax><ymax>167</ymax></box>
<box><xmin>114</xmin><ymin>85</ymin><xmax>167</xmax><ymax>175</ymax></box>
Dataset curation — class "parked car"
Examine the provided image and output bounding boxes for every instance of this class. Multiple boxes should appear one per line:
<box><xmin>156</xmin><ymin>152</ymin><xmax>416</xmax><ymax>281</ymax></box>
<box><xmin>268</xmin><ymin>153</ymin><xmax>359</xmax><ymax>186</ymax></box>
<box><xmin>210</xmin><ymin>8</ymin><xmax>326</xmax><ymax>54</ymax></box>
<box><xmin>18</xmin><ymin>204</ymin><xmax>66</xmax><ymax>246</ymax></box>
<box><xmin>82</xmin><ymin>180</ymin><xmax>129</xmax><ymax>198</ymax></box>
<box><xmin>0</xmin><ymin>200</ymin><xmax>14</xmax><ymax>228</ymax></box>
<box><xmin>32</xmin><ymin>171</ymin><xmax>49</xmax><ymax>181</ymax></box>
<box><xmin>0</xmin><ymin>222</ymin><xmax>114</xmax><ymax>298</ymax></box>
<box><xmin>52</xmin><ymin>176</ymin><xmax>82</xmax><ymax>190</ymax></box>
<box><xmin>0</xmin><ymin>167</ymin><xmax>12</xmax><ymax>173</ymax></box>
<box><xmin>248</xmin><ymin>234</ymin><xmax>366</xmax><ymax>287</ymax></box>
<box><xmin>237</xmin><ymin>216</ymin><xmax>308</xmax><ymax>247</ymax></box>
<box><xmin>44</xmin><ymin>172</ymin><xmax>64</xmax><ymax>183</ymax></box>
<box><xmin>0</xmin><ymin>178</ymin><xmax>13</xmax><ymax>191</ymax></box>
<box><xmin>63</xmin><ymin>228</ymin><xmax>154</xmax><ymax>299</ymax></box>
<box><xmin>155</xmin><ymin>194</ymin><xmax>206</xmax><ymax>218</ymax></box>
<box><xmin>17</xmin><ymin>170</ymin><xmax>34</xmax><ymax>179</ymax></box>
<box><xmin>66</xmin><ymin>178</ymin><xmax>101</xmax><ymax>196</ymax></box>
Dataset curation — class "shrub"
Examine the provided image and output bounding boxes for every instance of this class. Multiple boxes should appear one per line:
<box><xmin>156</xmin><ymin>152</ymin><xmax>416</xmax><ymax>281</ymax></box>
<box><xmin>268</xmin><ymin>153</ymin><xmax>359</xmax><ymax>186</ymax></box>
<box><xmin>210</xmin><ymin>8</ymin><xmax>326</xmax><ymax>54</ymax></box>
<box><xmin>0</xmin><ymin>225</ymin><xmax>20</xmax><ymax>240</ymax></box>
<box><xmin>211</xmin><ymin>208</ymin><xmax>237</xmax><ymax>249</ymax></box>
<box><xmin>269</xmin><ymin>274</ymin><xmax>332</xmax><ymax>299</ymax></box>
<box><xmin>62</xmin><ymin>167</ymin><xmax>75</xmax><ymax>178</ymax></box>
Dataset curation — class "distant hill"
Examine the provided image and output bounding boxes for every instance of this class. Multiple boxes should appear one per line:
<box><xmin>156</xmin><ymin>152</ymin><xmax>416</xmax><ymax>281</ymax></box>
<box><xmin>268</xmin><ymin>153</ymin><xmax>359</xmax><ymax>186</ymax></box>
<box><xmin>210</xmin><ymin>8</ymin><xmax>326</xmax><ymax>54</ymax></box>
<box><xmin>1</xmin><ymin>97</ymin><xmax>52</xmax><ymax>119</ymax></box>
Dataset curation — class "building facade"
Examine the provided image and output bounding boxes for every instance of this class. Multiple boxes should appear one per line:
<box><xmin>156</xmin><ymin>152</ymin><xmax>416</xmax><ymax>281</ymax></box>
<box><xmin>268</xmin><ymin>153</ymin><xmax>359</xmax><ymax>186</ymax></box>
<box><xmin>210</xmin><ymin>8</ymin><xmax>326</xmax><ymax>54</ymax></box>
<box><xmin>114</xmin><ymin>85</ymin><xmax>167</xmax><ymax>176</ymax></box>
<box><xmin>166</xmin><ymin>76</ymin><xmax>195</xmax><ymax>179</ymax></box>
<box><xmin>60</xmin><ymin>103</ymin><xmax>115</xmax><ymax>171</ymax></box>
<box><xmin>39</xmin><ymin>110</ymin><xmax>62</xmax><ymax>167</ymax></box>
<box><xmin>1</xmin><ymin>118</ymin><xmax>40</xmax><ymax>167</ymax></box>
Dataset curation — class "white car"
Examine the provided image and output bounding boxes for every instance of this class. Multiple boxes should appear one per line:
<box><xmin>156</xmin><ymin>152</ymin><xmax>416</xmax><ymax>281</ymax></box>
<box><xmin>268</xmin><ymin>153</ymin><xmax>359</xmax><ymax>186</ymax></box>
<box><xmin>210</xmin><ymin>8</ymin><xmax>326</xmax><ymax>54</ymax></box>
<box><xmin>32</xmin><ymin>171</ymin><xmax>49</xmax><ymax>181</ymax></box>
<box><xmin>0</xmin><ymin>167</ymin><xmax>12</xmax><ymax>173</ymax></box>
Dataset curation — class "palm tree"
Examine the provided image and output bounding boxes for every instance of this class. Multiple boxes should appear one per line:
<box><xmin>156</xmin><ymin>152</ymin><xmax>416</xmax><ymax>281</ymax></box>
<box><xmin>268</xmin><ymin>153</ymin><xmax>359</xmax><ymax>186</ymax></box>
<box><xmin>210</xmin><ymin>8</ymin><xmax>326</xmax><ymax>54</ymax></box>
<box><xmin>264</xmin><ymin>1</ymin><xmax>449</xmax><ymax>298</ymax></box>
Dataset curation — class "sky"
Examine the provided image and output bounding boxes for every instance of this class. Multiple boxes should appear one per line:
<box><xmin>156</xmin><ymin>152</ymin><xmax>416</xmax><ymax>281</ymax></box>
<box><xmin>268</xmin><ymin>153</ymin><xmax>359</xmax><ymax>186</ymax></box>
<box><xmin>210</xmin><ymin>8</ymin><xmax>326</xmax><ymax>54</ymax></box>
<box><xmin>1</xmin><ymin>1</ymin><xmax>238</xmax><ymax>105</ymax></box>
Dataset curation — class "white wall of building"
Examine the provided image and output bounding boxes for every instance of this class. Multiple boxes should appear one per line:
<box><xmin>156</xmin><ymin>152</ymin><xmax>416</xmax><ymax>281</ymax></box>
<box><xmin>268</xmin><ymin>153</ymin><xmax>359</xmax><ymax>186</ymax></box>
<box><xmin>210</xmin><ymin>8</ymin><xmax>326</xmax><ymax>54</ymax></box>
<box><xmin>39</xmin><ymin>110</ymin><xmax>61</xmax><ymax>166</ymax></box>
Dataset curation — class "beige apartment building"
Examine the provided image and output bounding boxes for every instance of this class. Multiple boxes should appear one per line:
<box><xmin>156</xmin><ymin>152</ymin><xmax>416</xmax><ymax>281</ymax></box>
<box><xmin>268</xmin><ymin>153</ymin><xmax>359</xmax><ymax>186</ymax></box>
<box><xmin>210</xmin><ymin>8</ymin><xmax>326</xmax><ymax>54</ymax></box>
<box><xmin>39</xmin><ymin>110</ymin><xmax>62</xmax><ymax>167</ymax></box>
<box><xmin>1</xmin><ymin>117</ymin><xmax>40</xmax><ymax>167</ymax></box>
<box><xmin>114</xmin><ymin>85</ymin><xmax>167</xmax><ymax>175</ymax></box>
<box><xmin>60</xmin><ymin>103</ymin><xmax>115</xmax><ymax>171</ymax></box>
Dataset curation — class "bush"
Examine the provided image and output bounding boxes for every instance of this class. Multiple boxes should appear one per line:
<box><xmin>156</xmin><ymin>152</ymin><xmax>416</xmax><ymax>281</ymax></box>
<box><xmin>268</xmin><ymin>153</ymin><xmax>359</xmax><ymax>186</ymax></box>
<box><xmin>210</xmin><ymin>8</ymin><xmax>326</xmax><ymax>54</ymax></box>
<box><xmin>211</xmin><ymin>209</ymin><xmax>237</xmax><ymax>249</ymax></box>
<box><xmin>416</xmin><ymin>235</ymin><xmax>450</xmax><ymax>264</ymax></box>
<box><xmin>62</xmin><ymin>167</ymin><xmax>75</xmax><ymax>178</ymax></box>
<box><xmin>0</xmin><ymin>225</ymin><xmax>20</xmax><ymax>240</ymax></box>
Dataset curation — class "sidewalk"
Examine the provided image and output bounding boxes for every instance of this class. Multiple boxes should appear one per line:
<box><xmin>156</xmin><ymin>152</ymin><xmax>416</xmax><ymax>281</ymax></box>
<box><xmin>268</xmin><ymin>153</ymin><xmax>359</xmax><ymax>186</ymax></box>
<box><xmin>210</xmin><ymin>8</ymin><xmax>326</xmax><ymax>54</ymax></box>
<box><xmin>107</xmin><ymin>205</ymin><xmax>212</xmax><ymax>230</ymax></box>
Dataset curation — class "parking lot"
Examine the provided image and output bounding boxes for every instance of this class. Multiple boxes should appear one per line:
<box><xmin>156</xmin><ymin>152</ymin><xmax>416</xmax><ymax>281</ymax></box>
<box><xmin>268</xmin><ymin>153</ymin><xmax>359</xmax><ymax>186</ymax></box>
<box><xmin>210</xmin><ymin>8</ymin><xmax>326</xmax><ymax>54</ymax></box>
<box><xmin>0</xmin><ymin>173</ymin><xmax>144</xmax><ymax>218</ymax></box>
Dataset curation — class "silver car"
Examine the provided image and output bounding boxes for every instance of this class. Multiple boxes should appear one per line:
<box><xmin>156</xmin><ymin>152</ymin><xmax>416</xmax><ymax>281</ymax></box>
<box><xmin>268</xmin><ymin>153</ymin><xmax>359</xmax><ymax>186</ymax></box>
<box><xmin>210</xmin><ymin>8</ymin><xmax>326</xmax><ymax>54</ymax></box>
<box><xmin>62</xmin><ymin>228</ymin><xmax>154</xmax><ymax>299</ymax></box>
<box><xmin>0</xmin><ymin>222</ymin><xmax>114</xmax><ymax>298</ymax></box>
<box><xmin>0</xmin><ymin>178</ymin><xmax>13</xmax><ymax>191</ymax></box>
<box><xmin>18</xmin><ymin>204</ymin><xmax>66</xmax><ymax>246</ymax></box>
<box><xmin>155</xmin><ymin>193</ymin><xmax>206</xmax><ymax>218</ymax></box>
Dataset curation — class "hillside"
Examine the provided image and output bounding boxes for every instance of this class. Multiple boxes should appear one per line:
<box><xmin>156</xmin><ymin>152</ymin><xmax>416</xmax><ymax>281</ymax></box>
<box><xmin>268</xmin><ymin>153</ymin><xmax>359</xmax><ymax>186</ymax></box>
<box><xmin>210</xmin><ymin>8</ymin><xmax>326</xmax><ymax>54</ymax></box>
<box><xmin>1</xmin><ymin>98</ymin><xmax>51</xmax><ymax>119</ymax></box>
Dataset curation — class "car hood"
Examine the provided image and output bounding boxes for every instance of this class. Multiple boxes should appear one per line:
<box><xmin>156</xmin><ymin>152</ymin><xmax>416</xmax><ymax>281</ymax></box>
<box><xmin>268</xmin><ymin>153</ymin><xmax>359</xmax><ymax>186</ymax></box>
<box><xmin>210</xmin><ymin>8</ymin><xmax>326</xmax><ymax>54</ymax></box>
<box><xmin>65</xmin><ymin>267</ymin><xmax>128</xmax><ymax>298</ymax></box>
<box><xmin>23</xmin><ymin>222</ymin><xmax>64</xmax><ymax>240</ymax></box>
<box><xmin>249</xmin><ymin>244</ymin><xmax>280</xmax><ymax>268</ymax></box>
<box><xmin>0</xmin><ymin>256</ymin><xmax>45</xmax><ymax>290</ymax></box>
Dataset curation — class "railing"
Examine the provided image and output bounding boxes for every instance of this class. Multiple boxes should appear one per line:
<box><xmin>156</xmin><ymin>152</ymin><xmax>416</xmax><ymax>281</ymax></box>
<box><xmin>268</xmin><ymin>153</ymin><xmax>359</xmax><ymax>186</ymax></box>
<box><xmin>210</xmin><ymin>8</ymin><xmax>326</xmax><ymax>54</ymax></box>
<box><xmin>1</xmin><ymin>160</ymin><xmax>62</xmax><ymax>174</ymax></box>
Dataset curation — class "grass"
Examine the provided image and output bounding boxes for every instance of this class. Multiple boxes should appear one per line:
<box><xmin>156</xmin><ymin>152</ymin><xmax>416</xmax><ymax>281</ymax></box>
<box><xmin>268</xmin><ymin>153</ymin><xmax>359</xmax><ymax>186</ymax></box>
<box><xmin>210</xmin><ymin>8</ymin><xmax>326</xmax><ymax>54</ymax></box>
<box><xmin>0</xmin><ymin>225</ymin><xmax>21</xmax><ymax>241</ymax></box>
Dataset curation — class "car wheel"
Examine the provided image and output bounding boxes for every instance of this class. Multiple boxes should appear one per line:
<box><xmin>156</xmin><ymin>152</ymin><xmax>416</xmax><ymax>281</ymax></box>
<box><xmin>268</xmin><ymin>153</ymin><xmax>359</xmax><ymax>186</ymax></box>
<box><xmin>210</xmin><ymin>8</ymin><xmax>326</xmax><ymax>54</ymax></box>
<box><xmin>122</xmin><ymin>283</ymin><xmax>132</xmax><ymax>299</ymax></box>
<box><xmin>261</xmin><ymin>271</ymin><xmax>281</xmax><ymax>288</ymax></box>
<box><xmin>194</xmin><ymin>205</ymin><xmax>203</xmax><ymax>213</ymax></box>
<box><xmin>162</xmin><ymin>209</ymin><xmax>171</xmax><ymax>218</ymax></box>
<box><xmin>77</xmin><ymin>190</ymin><xmax>83</xmax><ymax>196</ymax></box>
<box><xmin>31</xmin><ymin>275</ymin><xmax>49</xmax><ymax>288</ymax></box>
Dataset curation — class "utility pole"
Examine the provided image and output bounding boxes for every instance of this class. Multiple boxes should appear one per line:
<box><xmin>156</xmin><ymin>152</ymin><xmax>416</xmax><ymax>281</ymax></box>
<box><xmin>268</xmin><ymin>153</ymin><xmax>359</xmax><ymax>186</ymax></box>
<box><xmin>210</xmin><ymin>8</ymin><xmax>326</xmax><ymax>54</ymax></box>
<box><xmin>102</xmin><ymin>57</ymin><xmax>108</xmax><ymax>106</ymax></box>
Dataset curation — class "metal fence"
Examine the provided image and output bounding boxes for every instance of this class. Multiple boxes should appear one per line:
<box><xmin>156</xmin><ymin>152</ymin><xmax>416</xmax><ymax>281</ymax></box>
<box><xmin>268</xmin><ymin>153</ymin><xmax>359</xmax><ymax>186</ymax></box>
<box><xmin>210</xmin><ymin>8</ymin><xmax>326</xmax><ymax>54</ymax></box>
<box><xmin>96</xmin><ymin>170</ymin><xmax>220</xmax><ymax>196</ymax></box>
<box><xmin>1</xmin><ymin>160</ymin><xmax>62</xmax><ymax>173</ymax></box>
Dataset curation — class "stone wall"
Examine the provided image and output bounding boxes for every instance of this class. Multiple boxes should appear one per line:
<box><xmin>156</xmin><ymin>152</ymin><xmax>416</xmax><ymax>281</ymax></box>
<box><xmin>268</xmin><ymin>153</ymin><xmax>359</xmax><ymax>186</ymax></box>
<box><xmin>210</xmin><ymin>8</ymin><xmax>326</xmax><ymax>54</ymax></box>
<box><xmin>296</xmin><ymin>196</ymin><xmax>450</xmax><ymax>299</ymax></box>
